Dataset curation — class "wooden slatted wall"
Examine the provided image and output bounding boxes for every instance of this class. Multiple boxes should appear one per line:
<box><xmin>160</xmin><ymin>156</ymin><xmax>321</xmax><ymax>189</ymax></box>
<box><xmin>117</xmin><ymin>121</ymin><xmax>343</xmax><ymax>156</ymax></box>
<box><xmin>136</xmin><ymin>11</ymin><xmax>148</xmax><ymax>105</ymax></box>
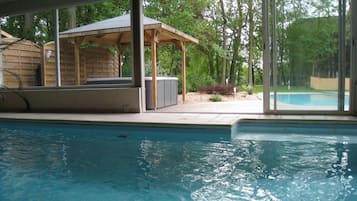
<box><xmin>43</xmin><ymin>41</ymin><xmax>119</xmax><ymax>86</ymax></box>
<box><xmin>2</xmin><ymin>38</ymin><xmax>41</xmax><ymax>88</ymax></box>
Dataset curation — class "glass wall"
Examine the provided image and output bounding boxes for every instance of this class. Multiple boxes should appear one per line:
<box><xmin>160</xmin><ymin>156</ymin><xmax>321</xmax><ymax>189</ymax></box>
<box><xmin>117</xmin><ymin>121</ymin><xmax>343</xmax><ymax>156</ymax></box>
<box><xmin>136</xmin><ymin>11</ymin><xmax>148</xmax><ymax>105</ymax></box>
<box><xmin>265</xmin><ymin>0</ymin><xmax>350</xmax><ymax>112</ymax></box>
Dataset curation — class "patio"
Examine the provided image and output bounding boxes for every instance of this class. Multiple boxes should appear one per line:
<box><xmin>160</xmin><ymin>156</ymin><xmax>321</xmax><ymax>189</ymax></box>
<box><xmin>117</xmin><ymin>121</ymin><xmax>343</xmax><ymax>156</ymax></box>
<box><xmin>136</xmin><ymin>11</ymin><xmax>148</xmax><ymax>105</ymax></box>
<box><xmin>153</xmin><ymin>92</ymin><xmax>263</xmax><ymax>113</ymax></box>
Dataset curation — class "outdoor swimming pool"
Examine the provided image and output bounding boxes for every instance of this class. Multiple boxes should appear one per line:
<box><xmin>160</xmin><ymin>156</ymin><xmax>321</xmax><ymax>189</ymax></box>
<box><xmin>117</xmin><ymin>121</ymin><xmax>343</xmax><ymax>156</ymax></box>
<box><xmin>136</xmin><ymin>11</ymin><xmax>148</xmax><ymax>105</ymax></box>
<box><xmin>273</xmin><ymin>93</ymin><xmax>349</xmax><ymax>107</ymax></box>
<box><xmin>0</xmin><ymin>120</ymin><xmax>357</xmax><ymax>200</ymax></box>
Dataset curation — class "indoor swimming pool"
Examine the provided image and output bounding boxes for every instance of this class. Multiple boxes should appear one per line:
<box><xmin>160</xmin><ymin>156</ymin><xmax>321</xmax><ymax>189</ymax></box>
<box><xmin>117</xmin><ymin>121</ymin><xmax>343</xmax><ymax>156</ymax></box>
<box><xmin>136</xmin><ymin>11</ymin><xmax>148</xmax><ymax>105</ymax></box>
<box><xmin>0</xmin><ymin>120</ymin><xmax>356</xmax><ymax>200</ymax></box>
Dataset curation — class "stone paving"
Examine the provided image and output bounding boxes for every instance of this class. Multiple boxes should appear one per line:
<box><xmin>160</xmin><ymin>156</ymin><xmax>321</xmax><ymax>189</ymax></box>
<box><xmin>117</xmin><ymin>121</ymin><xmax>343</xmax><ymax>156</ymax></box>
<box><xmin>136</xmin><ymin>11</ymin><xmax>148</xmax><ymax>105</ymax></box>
<box><xmin>154</xmin><ymin>100</ymin><xmax>263</xmax><ymax>114</ymax></box>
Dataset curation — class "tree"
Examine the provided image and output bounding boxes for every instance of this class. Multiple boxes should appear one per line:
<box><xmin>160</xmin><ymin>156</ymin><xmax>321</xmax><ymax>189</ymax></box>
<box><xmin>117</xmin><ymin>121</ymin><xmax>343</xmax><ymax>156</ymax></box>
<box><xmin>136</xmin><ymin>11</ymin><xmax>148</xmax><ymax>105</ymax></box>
<box><xmin>228</xmin><ymin>0</ymin><xmax>245</xmax><ymax>85</ymax></box>
<box><xmin>219</xmin><ymin>0</ymin><xmax>227</xmax><ymax>85</ymax></box>
<box><xmin>23</xmin><ymin>13</ymin><xmax>34</xmax><ymax>40</ymax></box>
<box><xmin>0</xmin><ymin>0</ymin><xmax>267</xmax><ymax>92</ymax></box>
<box><xmin>247</xmin><ymin>0</ymin><xmax>254</xmax><ymax>91</ymax></box>
<box><xmin>67</xmin><ymin>7</ymin><xmax>76</xmax><ymax>29</ymax></box>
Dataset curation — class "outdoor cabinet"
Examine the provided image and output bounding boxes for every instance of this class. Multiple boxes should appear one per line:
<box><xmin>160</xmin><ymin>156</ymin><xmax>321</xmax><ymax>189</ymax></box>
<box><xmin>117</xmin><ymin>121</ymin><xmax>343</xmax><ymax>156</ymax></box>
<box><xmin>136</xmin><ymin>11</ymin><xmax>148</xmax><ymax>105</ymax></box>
<box><xmin>145</xmin><ymin>77</ymin><xmax>178</xmax><ymax>110</ymax></box>
<box><xmin>86</xmin><ymin>77</ymin><xmax>178</xmax><ymax>110</ymax></box>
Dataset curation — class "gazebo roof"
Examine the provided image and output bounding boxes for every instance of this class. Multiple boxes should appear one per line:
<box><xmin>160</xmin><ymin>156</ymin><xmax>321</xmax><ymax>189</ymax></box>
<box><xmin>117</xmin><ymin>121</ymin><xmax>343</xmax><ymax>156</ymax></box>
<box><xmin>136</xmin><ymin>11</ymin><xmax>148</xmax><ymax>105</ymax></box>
<box><xmin>60</xmin><ymin>14</ymin><xmax>198</xmax><ymax>46</ymax></box>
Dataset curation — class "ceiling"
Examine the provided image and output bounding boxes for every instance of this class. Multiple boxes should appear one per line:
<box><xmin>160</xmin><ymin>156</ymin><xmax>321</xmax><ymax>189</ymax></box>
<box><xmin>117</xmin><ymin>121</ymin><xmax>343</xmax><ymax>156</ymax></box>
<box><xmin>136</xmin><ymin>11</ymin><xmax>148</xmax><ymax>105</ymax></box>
<box><xmin>0</xmin><ymin>0</ymin><xmax>104</xmax><ymax>16</ymax></box>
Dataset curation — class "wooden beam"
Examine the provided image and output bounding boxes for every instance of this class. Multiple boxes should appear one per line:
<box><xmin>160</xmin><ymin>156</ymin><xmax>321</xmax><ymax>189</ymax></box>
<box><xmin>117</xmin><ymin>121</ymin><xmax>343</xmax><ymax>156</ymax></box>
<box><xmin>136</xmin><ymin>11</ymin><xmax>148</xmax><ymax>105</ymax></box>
<box><xmin>144</xmin><ymin>30</ymin><xmax>153</xmax><ymax>42</ymax></box>
<box><xmin>60</xmin><ymin>24</ymin><xmax>163</xmax><ymax>39</ymax></box>
<box><xmin>1</xmin><ymin>30</ymin><xmax>14</xmax><ymax>38</ymax></box>
<box><xmin>117</xmin><ymin>47</ymin><xmax>122</xmax><ymax>77</ymax></box>
<box><xmin>74</xmin><ymin>41</ymin><xmax>81</xmax><ymax>85</ymax></box>
<box><xmin>72</xmin><ymin>37</ymin><xmax>85</xmax><ymax>85</ymax></box>
<box><xmin>117</xmin><ymin>33</ymin><xmax>123</xmax><ymax>77</ymax></box>
<box><xmin>161</xmin><ymin>24</ymin><xmax>199</xmax><ymax>44</ymax></box>
<box><xmin>41</xmin><ymin>45</ymin><xmax>47</xmax><ymax>86</ymax></box>
<box><xmin>180</xmin><ymin>41</ymin><xmax>186</xmax><ymax>103</ymax></box>
<box><xmin>82</xmin><ymin>56</ymin><xmax>87</xmax><ymax>83</ymax></box>
<box><xmin>151</xmin><ymin>30</ymin><xmax>158</xmax><ymax>110</ymax></box>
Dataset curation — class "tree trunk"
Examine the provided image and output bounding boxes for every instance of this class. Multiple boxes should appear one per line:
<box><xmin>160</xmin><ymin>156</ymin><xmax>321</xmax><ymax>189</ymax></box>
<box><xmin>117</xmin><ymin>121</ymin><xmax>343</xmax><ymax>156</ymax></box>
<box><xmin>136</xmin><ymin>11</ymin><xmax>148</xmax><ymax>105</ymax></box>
<box><xmin>247</xmin><ymin>0</ymin><xmax>254</xmax><ymax>89</ymax></box>
<box><xmin>229</xmin><ymin>42</ymin><xmax>238</xmax><ymax>85</ymax></box>
<box><xmin>229</xmin><ymin>0</ymin><xmax>244</xmax><ymax>85</ymax></box>
<box><xmin>215</xmin><ymin>52</ymin><xmax>220</xmax><ymax>82</ymax></box>
<box><xmin>68</xmin><ymin>7</ymin><xmax>77</xmax><ymax>29</ymax></box>
<box><xmin>219</xmin><ymin>0</ymin><xmax>227</xmax><ymax>85</ymax></box>
<box><xmin>208</xmin><ymin>49</ymin><xmax>214</xmax><ymax>77</ymax></box>
<box><xmin>23</xmin><ymin>13</ymin><xmax>33</xmax><ymax>40</ymax></box>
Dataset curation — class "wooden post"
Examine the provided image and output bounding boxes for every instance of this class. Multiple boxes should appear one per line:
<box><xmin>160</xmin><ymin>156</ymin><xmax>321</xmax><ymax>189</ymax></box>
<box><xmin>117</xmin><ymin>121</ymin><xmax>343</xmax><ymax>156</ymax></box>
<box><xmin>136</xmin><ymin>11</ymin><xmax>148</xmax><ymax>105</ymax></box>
<box><xmin>117</xmin><ymin>34</ymin><xmax>123</xmax><ymax>77</ymax></box>
<box><xmin>74</xmin><ymin>40</ymin><xmax>81</xmax><ymax>85</ymax></box>
<box><xmin>117</xmin><ymin>48</ymin><xmax>122</xmax><ymax>77</ymax></box>
<box><xmin>41</xmin><ymin>45</ymin><xmax>47</xmax><ymax>86</ymax></box>
<box><xmin>82</xmin><ymin>56</ymin><xmax>87</xmax><ymax>83</ymax></box>
<box><xmin>180</xmin><ymin>41</ymin><xmax>186</xmax><ymax>102</ymax></box>
<box><xmin>151</xmin><ymin>30</ymin><xmax>158</xmax><ymax>109</ymax></box>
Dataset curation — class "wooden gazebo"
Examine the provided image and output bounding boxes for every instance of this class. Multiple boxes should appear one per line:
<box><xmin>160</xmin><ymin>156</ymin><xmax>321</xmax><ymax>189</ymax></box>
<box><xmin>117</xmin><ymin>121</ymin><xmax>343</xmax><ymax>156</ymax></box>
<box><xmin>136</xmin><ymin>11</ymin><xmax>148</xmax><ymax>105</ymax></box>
<box><xmin>60</xmin><ymin>14</ymin><xmax>198</xmax><ymax>109</ymax></box>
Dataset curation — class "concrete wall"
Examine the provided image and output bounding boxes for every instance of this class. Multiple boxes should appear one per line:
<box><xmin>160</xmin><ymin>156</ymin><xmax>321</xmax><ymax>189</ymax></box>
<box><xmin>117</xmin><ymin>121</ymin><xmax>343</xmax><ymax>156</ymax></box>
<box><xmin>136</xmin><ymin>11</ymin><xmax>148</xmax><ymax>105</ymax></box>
<box><xmin>310</xmin><ymin>76</ymin><xmax>350</xmax><ymax>90</ymax></box>
<box><xmin>0</xmin><ymin>87</ymin><xmax>142</xmax><ymax>113</ymax></box>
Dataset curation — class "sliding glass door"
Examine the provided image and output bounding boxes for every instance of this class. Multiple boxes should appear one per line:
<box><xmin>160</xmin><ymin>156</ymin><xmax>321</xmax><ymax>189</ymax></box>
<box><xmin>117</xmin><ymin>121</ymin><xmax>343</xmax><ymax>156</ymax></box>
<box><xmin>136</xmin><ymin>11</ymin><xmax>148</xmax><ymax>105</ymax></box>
<box><xmin>263</xmin><ymin>0</ymin><xmax>350</xmax><ymax>113</ymax></box>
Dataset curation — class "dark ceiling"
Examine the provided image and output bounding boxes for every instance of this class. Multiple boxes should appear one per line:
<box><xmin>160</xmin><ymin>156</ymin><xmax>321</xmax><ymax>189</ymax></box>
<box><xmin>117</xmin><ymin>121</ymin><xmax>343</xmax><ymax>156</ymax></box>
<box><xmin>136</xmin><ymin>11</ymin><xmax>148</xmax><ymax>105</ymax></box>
<box><xmin>0</xmin><ymin>0</ymin><xmax>104</xmax><ymax>16</ymax></box>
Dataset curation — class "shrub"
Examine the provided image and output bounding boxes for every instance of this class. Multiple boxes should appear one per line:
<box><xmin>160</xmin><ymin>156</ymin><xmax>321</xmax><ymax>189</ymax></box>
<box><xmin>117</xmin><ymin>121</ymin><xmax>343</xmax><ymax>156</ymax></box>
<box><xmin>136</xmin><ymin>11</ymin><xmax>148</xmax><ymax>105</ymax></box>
<box><xmin>178</xmin><ymin>74</ymin><xmax>216</xmax><ymax>94</ymax></box>
<box><xmin>188</xmin><ymin>74</ymin><xmax>216</xmax><ymax>92</ymax></box>
<box><xmin>209</xmin><ymin>93</ymin><xmax>222</xmax><ymax>102</ymax></box>
<box><xmin>247</xmin><ymin>85</ymin><xmax>253</xmax><ymax>95</ymax></box>
<box><xmin>198</xmin><ymin>84</ymin><xmax>236</xmax><ymax>95</ymax></box>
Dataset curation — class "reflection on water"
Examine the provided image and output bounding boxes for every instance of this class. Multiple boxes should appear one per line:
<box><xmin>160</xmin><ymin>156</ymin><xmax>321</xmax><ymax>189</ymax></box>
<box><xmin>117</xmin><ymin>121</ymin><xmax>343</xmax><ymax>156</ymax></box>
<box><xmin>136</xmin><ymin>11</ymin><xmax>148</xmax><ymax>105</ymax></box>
<box><xmin>0</xmin><ymin>126</ymin><xmax>357</xmax><ymax>200</ymax></box>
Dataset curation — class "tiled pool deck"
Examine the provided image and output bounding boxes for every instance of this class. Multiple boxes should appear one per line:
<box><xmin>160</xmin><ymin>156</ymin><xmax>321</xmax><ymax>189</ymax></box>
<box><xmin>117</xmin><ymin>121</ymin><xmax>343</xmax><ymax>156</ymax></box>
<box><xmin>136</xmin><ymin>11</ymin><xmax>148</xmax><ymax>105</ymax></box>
<box><xmin>0</xmin><ymin>112</ymin><xmax>356</xmax><ymax>127</ymax></box>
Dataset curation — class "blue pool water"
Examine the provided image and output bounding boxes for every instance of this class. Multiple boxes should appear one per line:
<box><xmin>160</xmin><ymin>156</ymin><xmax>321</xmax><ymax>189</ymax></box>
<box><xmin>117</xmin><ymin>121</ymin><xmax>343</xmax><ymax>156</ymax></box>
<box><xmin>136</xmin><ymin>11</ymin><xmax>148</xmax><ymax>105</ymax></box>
<box><xmin>1</xmin><ymin>121</ymin><xmax>357</xmax><ymax>200</ymax></box>
<box><xmin>273</xmin><ymin>93</ymin><xmax>349</xmax><ymax>107</ymax></box>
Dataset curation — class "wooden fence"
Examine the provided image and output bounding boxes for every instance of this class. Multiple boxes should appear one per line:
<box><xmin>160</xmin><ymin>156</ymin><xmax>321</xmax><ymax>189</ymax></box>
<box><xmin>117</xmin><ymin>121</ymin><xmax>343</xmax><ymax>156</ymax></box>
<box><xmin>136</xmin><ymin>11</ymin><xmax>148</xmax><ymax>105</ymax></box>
<box><xmin>310</xmin><ymin>76</ymin><xmax>350</xmax><ymax>91</ymax></box>
<box><xmin>2</xmin><ymin>38</ymin><xmax>41</xmax><ymax>88</ymax></box>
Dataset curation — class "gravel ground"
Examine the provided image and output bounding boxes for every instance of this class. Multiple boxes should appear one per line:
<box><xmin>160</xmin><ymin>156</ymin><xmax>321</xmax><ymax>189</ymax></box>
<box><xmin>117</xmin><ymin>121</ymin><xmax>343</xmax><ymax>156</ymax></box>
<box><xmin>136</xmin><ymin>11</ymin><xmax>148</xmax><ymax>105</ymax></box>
<box><xmin>177</xmin><ymin>92</ymin><xmax>261</xmax><ymax>104</ymax></box>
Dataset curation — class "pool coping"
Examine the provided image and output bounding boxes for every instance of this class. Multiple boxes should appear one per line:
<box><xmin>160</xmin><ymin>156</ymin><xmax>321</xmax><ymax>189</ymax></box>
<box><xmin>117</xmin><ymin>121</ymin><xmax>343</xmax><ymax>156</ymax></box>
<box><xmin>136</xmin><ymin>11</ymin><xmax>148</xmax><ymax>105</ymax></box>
<box><xmin>0</xmin><ymin>112</ymin><xmax>356</xmax><ymax>128</ymax></box>
<box><xmin>0</xmin><ymin>112</ymin><xmax>238</xmax><ymax>128</ymax></box>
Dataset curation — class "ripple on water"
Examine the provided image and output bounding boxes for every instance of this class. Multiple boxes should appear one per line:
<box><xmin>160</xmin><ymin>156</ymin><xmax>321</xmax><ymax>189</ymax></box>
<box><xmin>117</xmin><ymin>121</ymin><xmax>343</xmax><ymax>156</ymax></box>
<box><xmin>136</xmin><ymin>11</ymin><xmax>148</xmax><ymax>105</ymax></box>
<box><xmin>0</xmin><ymin>127</ymin><xmax>357</xmax><ymax>200</ymax></box>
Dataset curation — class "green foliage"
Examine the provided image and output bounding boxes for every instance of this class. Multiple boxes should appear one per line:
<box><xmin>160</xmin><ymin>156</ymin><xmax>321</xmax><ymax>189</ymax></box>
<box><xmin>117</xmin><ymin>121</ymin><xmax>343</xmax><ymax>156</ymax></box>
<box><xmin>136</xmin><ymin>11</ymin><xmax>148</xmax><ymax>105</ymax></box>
<box><xmin>252</xmin><ymin>85</ymin><xmax>263</xmax><ymax>94</ymax></box>
<box><xmin>286</xmin><ymin>17</ymin><xmax>338</xmax><ymax>86</ymax></box>
<box><xmin>178</xmin><ymin>72</ymin><xmax>216</xmax><ymax>94</ymax></box>
<box><xmin>0</xmin><ymin>0</ymin><xmax>264</xmax><ymax>89</ymax></box>
<box><xmin>187</xmin><ymin>73</ymin><xmax>216</xmax><ymax>92</ymax></box>
<box><xmin>239</xmin><ymin>67</ymin><xmax>248</xmax><ymax>86</ymax></box>
<box><xmin>0</xmin><ymin>0</ymin><xmax>130</xmax><ymax>44</ymax></box>
<box><xmin>254</xmin><ymin>68</ymin><xmax>263</xmax><ymax>85</ymax></box>
<box><xmin>247</xmin><ymin>85</ymin><xmax>253</xmax><ymax>95</ymax></box>
<box><xmin>274</xmin><ymin>0</ymin><xmax>342</xmax><ymax>88</ymax></box>
<box><xmin>76</xmin><ymin>0</ymin><xmax>130</xmax><ymax>26</ymax></box>
<box><xmin>209</xmin><ymin>93</ymin><xmax>222</xmax><ymax>102</ymax></box>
